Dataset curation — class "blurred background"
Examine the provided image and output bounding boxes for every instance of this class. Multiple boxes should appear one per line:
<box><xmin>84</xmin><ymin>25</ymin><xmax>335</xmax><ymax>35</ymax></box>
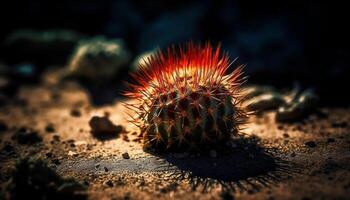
<box><xmin>0</xmin><ymin>0</ymin><xmax>348</xmax><ymax>106</ymax></box>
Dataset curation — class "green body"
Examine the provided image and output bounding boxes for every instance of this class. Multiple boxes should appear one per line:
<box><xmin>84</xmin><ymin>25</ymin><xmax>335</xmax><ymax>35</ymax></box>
<box><xmin>143</xmin><ymin>86</ymin><xmax>237</xmax><ymax>151</ymax></box>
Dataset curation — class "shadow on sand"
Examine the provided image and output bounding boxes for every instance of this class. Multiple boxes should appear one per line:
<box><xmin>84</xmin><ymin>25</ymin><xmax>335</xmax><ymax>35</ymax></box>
<box><xmin>149</xmin><ymin>135</ymin><xmax>297</xmax><ymax>194</ymax></box>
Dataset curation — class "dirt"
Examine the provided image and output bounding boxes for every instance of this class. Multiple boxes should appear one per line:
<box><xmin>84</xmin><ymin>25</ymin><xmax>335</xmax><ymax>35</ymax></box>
<box><xmin>0</xmin><ymin>72</ymin><xmax>350</xmax><ymax>200</ymax></box>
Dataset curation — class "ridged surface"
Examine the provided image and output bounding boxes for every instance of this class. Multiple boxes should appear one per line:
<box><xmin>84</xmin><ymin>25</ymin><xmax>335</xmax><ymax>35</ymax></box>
<box><xmin>124</xmin><ymin>42</ymin><xmax>248</xmax><ymax>151</ymax></box>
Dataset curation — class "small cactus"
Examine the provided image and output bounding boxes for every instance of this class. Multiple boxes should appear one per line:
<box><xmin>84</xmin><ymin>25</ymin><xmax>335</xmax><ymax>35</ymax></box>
<box><xmin>124</xmin><ymin>42</ymin><xmax>248</xmax><ymax>151</ymax></box>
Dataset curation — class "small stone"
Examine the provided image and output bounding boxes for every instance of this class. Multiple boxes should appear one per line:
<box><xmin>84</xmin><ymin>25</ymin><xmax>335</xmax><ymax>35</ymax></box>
<box><xmin>104</xmin><ymin>180</ymin><xmax>113</xmax><ymax>187</ymax></box>
<box><xmin>70</xmin><ymin>109</ymin><xmax>81</xmax><ymax>117</ymax></box>
<box><xmin>209</xmin><ymin>150</ymin><xmax>217</xmax><ymax>158</ymax></box>
<box><xmin>52</xmin><ymin>135</ymin><xmax>60</xmax><ymax>142</ymax></box>
<box><xmin>95</xmin><ymin>164</ymin><xmax>100</xmax><ymax>169</ymax></box>
<box><xmin>283</xmin><ymin>133</ymin><xmax>289</xmax><ymax>138</ymax></box>
<box><xmin>89</xmin><ymin>115</ymin><xmax>123</xmax><ymax>137</ymax></box>
<box><xmin>104</xmin><ymin>166</ymin><xmax>109</xmax><ymax>172</ymax></box>
<box><xmin>13</xmin><ymin>127</ymin><xmax>42</xmax><ymax>144</ymax></box>
<box><xmin>122</xmin><ymin>152</ymin><xmax>130</xmax><ymax>159</ymax></box>
<box><xmin>122</xmin><ymin>134</ymin><xmax>129</xmax><ymax>142</ymax></box>
<box><xmin>45</xmin><ymin>123</ymin><xmax>55</xmax><ymax>133</ymax></box>
<box><xmin>305</xmin><ymin>141</ymin><xmax>316</xmax><ymax>148</ymax></box>
<box><xmin>277</xmin><ymin>124</ymin><xmax>284</xmax><ymax>130</ymax></box>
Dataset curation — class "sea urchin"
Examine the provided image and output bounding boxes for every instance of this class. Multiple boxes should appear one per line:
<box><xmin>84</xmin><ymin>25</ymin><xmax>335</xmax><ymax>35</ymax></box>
<box><xmin>124</xmin><ymin>42</ymin><xmax>248</xmax><ymax>152</ymax></box>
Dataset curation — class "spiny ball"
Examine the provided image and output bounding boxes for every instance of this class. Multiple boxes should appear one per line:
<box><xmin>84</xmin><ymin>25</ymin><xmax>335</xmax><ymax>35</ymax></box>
<box><xmin>124</xmin><ymin>42</ymin><xmax>248</xmax><ymax>151</ymax></box>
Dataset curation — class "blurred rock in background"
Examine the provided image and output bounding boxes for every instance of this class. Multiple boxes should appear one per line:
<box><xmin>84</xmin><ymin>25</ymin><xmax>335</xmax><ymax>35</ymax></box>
<box><xmin>66</xmin><ymin>36</ymin><xmax>131</xmax><ymax>82</ymax></box>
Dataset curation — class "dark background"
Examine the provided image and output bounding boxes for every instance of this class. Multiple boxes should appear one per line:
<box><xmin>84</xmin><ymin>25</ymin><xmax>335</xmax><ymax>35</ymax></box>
<box><xmin>0</xmin><ymin>0</ymin><xmax>348</xmax><ymax>106</ymax></box>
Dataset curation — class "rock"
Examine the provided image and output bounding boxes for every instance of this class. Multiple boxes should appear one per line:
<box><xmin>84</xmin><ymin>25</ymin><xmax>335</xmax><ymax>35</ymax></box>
<box><xmin>276</xmin><ymin>89</ymin><xmax>318</xmax><ymax>122</ymax></box>
<box><xmin>9</xmin><ymin>158</ymin><xmax>87</xmax><ymax>199</ymax></box>
<box><xmin>89</xmin><ymin>116</ymin><xmax>123</xmax><ymax>138</ymax></box>
<box><xmin>247</xmin><ymin>92</ymin><xmax>285</xmax><ymax>112</ymax></box>
<box><xmin>122</xmin><ymin>152</ymin><xmax>130</xmax><ymax>159</ymax></box>
<box><xmin>52</xmin><ymin>135</ymin><xmax>60</xmax><ymax>142</ymax></box>
<box><xmin>104</xmin><ymin>167</ymin><xmax>109</xmax><ymax>172</ymax></box>
<box><xmin>70</xmin><ymin>109</ymin><xmax>81</xmax><ymax>117</ymax></box>
<box><xmin>12</xmin><ymin>127</ymin><xmax>42</xmax><ymax>145</ymax></box>
<box><xmin>3</xmin><ymin>29</ymin><xmax>84</xmax><ymax>66</ymax></box>
<box><xmin>45</xmin><ymin>123</ymin><xmax>55</xmax><ymax>133</ymax></box>
<box><xmin>283</xmin><ymin>133</ymin><xmax>289</xmax><ymax>138</ymax></box>
<box><xmin>66</xmin><ymin>36</ymin><xmax>131</xmax><ymax>82</ymax></box>
<box><xmin>305</xmin><ymin>141</ymin><xmax>316</xmax><ymax>148</ymax></box>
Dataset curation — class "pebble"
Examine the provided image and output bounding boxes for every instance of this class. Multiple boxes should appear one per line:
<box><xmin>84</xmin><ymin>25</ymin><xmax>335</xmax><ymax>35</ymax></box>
<box><xmin>52</xmin><ymin>135</ymin><xmax>60</xmax><ymax>142</ymax></box>
<box><xmin>45</xmin><ymin>123</ymin><xmax>55</xmax><ymax>133</ymax></box>
<box><xmin>13</xmin><ymin>127</ymin><xmax>42</xmax><ymax>144</ymax></box>
<box><xmin>104</xmin><ymin>166</ymin><xmax>109</xmax><ymax>172</ymax></box>
<box><xmin>70</xmin><ymin>109</ymin><xmax>81</xmax><ymax>117</ymax></box>
<box><xmin>89</xmin><ymin>115</ymin><xmax>123</xmax><ymax>136</ymax></box>
<box><xmin>122</xmin><ymin>152</ymin><xmax>130</xmax><ymax>159</ymax></box>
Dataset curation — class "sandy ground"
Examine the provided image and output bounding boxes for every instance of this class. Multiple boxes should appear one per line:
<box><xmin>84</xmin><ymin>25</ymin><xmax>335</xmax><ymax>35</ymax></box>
<box><xmin>0</xmin><ymin>76</ymin><xmax>350</xmax><ymax>200</ymax></box>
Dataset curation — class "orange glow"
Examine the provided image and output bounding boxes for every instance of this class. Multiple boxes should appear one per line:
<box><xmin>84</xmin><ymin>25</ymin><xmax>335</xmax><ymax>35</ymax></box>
<box><xmin>124</xmin><ymin>42</ymin><xmax>245</xmax><ymax>99</ymax></box>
